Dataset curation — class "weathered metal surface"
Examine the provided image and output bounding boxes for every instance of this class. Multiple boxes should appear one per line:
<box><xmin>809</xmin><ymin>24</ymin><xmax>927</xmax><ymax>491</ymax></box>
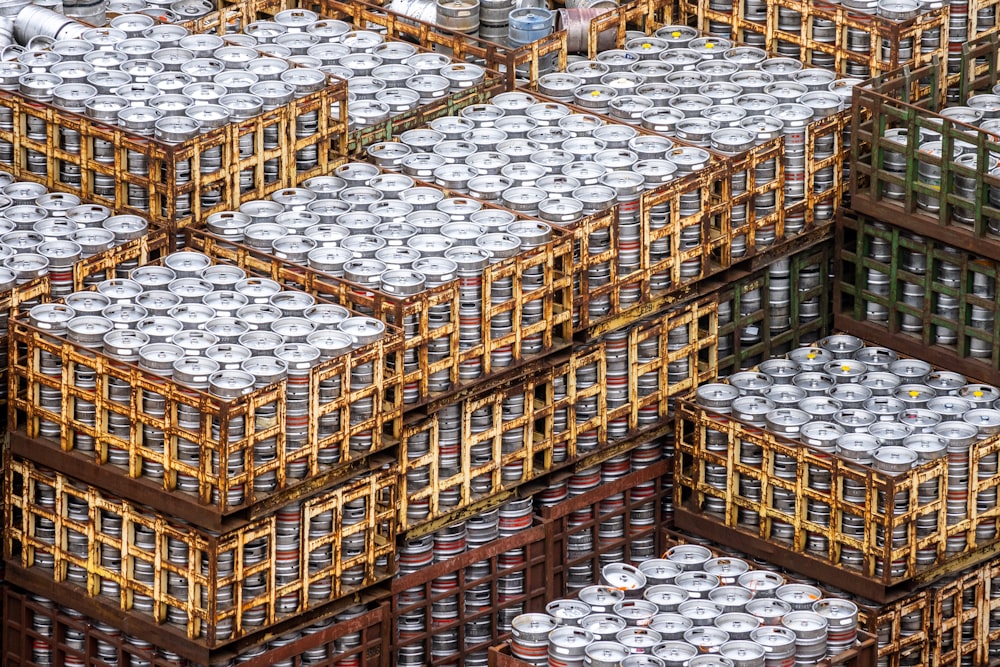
<box><xmin>3</xmin><ymin>454</ymin><xmax>397</xmax><ymax>649</ymax></box>
<box><xmin>1</xmin><ymin>583</ymin><xmax>392</xmax><ymax>667</ymax></box>
<box><xmin>675</xmin><ymin>394</ymin><xmax>1000</xmax><ymax>601</ymax></box>
<box><xmin>836</xmin><ymin>210</ymin><xmax>1000</xmax><ymax>384</ymax></box>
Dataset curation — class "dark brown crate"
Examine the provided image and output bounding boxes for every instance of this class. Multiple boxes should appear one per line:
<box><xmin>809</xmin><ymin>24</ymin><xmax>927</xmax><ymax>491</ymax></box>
<box><xmin>391</xmin><ymin>521</ymin><xmax>549</xmax><ymax>667</ymax></box>
<box><xmin>540</xmin><ymin>457</ymin><xmax>672</xmax><ymax>599</ymax></box>
<box><xmin>3</xmin><ymin>454</ymin><xmax>397</xmax><ymax>649</ymax></box>
<box><xmin>489</xmin><ymin>630</ymin><xmax>878</xmax><ymax>667</ymax></box>
<box><xmin>1</xmin><ymin>583</ymin><xmax>392</xmax><ymax>667</ymax></box>
<box><xmin>7</xmin><ymin>250</ymin><xmax>405</xmax><ymax>530</ymax></box>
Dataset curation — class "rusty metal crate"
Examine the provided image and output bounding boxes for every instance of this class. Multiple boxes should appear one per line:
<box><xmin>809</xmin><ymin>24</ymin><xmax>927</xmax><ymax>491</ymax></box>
<box><xmin>1</xmin><ymin>582</ymin><xmax>392</xmax><ymax>667</ymax></box>
<box><xmin>185</xmin><ymin>219</ymin><xmax>575</xmax><ymax>412</ymax></box>
<box><xmin>397</xmin><ymin>295</ymin><xmax>717</xmax><ymax>535</ymax></box>
<box><xmin>7</xmin><ymin>252</ymin><xmax>405</xmax><ymax>530</ymax></box>
<box><xmin>3</xmin><ymin>454</ymin><xmax>397</xmax><ymax>651</ymax></box>
<box><xmin>851</xmin><ymin>35</ymin><xmax>1000</xmax><ymax>262</ymax></box>
<box><xmin>540</xmin><ymin>457</ymin><xmax>672</xmax><ymax>599</ymax></box>
<box><xmin>167</xmin><ymin>0</ymin><xmax>510</xmax><ymax>155</ymax></box>
<box><xmin>489</xmin><ymin>632</ymin><xmax>878</xmax><ymax>667</ymax></box>
<box><xmin>716</xmin><ymin>232</ymin><xmax>834</xmax><ymax>376</ymax></box>
<box><xmin>674</xmin><ymin>393</ymin><xmax>1000</xmax><ymax>603</ymax></box>
<box><xmin>835</xmin><ymin>209</ymin><xmax>1000</xmax><ymax>386</ymax></box>
<box><xmin>391</xmin><ymin>519</ymin><xmax>549</xmax><ymax>667</ymax></box>
<box><xmin>494</xmin><ymin>89</ymin><xmax>787</xmax><ymax>332</ymax></box>
<box><xmin>0</xmin><ymin>74</ymin><xmax>348</xmax><ymax>247</ymax></box>
<box><xmin>309</xmin><ymin>0</ymin><xmax>673</xmax><ymax>88</ymax></box>
<box><xmin>679</xmin><ymin>0</ymin><xmax>948</xmax><ymax>80</ymax></box>
<box><xmin>0</xmin><ymin>229</ymin><xmax>166</xmax><ymax>428</ymax></box>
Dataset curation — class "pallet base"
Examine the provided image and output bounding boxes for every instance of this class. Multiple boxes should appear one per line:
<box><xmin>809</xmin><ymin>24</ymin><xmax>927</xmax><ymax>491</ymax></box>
<box><xmin>674</xmin><ymin>505</ymin><xmax>1000</xmax><ymax>604</ymax></box>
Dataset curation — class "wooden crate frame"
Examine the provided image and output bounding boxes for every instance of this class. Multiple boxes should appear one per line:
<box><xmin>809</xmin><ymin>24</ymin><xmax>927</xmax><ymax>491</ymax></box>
<box><xmin>675</xmin><ymin>394</ymin><xmax>1000</xmax><ymax>601</ymax></box>
<box><xmin>3</xmin><ymin>455</ymin><xmax>397</xmax><ymax>649</ymax></box>
<box><xmin>391</xmin><ymin>521</ymin><xmax>550</xmax><ymax>667</ymax></box>
<box><xmin>7</xmin><ymin>253</ymin><xmax>405</xmax><ymax>530</ymax></box>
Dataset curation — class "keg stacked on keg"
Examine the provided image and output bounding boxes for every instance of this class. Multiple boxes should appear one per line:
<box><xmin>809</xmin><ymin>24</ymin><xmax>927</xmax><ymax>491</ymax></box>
<box><xmin>5</xmin><ymin>454</ymin><xmax>397</xmax><ymax>643</ymax></box>
<box><xmin>533</xmin><ymin>444</ymin><xmax>668</xmax><ymax>591</ymax></box>
<box><xmin>195</xmin><ymin>160</ymin><xmax>574</xmax><ymax>405</ymax></box>
<box><xmin>509</xmin><ymin>546</ymin><xmax>862</xmax><ymax>667</ymax></box>
<box><xmin>367</xmin><ymin>89</ymin><xmax>736</xmax><ymax>327</ymax></box>
<box><xmin>6</xmin><ymin>585</ymin><xmax>386</xmax><ymax>667</ymax></box>
<box><xmin>682</xmin><ymin>0</ymin><xmax>947</xmax><ymax>79</ymax></box>
<box><xmin>394</xmin><ymin>497</ymin><xmax>536</xmax><ymax>667</ymax></box>
<box><xmin>680</xmin><ymin>334</ymin><xmax>1000</xmax><ymax>582</ymax></box>
<box><xmin>716</xmin><ymin>244</ymin><xmax>829</xmax><ymax>375</ymax></box>
<box><xmin>13</xmin><ymin>247</ymin><xmax>405</xmax><ymax>512</ymax></box>
<box><xmin>533</xmin><ymin>25</ymin><xmax>860</xmax><ymax>236</ymax></box>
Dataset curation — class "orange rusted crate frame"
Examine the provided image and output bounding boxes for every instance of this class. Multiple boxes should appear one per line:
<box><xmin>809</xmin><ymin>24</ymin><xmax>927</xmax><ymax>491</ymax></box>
<box><xmin>7</xmin><ymin>256</ymin><xmax>405</xmax><ymax>529</ymax></box>
<box><xmin>680</xmin><ymin>0</ymin><xmax>948</xmax><ymax>78</ymax></box>
<box><xmin>675</xmin><ymin>397</ymin><xmax>1000</xmax><ymax>590</ymax></box>
<box><xmin>166</xmin><ymin>0</ymin><xmax>512</xmax><ymax>154</ymax></box>
<box><xmin>0</xmin><ymin>81</ymin><xmax>348</xmax><ymax>246</ymax></box>
<box><xmin>186</xmin><ymin>221</ymin><xmax>575</xmax><ymax>411</ymax></box>
<box><xmin>0</xmin><ymin>231</ymin><xmax>166</xmax><ymax>429</ymax></box>
<box><xmin>398</xmin><ymin>295</ymin><xmax>718</xmax><ymax>534</ymax></box>
<box><xmin>3</xmin><ymin>455</ymin><xmax>397</xmax><ymax>648</ymax></box>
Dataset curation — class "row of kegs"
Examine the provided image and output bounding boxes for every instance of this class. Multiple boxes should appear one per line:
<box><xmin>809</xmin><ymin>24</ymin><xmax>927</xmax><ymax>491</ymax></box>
<box><xmin>204</xmin><ymin>162</ymin><xmax>557</xmax><ymax>394</ymax></box>
<box><xmin>26</xmin><ymin>249</ymin><xmax>388</xmax><ymax>502</ymax></box>
<box><xmin>0</xmin><ymin>174</ymin><xmax>148</xmax><ymax>407</ymax></box>
<box><xmin>532</xmin><ymin>25</ymin><xmax>860</xmax><ymax>230</ymax></box>
<box><xmin>367</xmin><ymin>89</ymin><xmax>719</xmax><ymax>324</ymax></box>
<box><xmin>509</xmin><ymin>543</ymin><xmax>859</xmax><ymax>667</ymax></box>
<box><xmin>699</xmin><ymin>0</ymin><xmax>942</xmax><ymax>80</ymax></box>
<box><xmin>861</xmin><ymin>223</ymin><xmax>998</xmax><ymax>358</ymax></box>
<box><xmin>881</xmin><ymin>88</ymin><xmax>1000</xmax><ymax>228</ymax></box>
<box><xmin>695</xmin><ymin>334</ymin><xmax>1000</xmax><ymax>571</ymax></box>
<box><xmin>26</xmin><ymin>592</ymin><xmax>377</xmax><ymax>667</ymax></box>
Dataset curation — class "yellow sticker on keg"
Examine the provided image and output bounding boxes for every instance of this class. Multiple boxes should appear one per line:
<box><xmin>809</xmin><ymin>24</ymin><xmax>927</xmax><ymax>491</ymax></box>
<box><xmin>842</xmin><ymin>365</ymin><xmax>851</xmax><ymax>372</ymax></box>
<box><xmin>910</xmin><ymin>390</ymin><xmax>920</xmax><ymax>397</ymax></box>
<box><xmin>807</xmin><ymin>353</ymin><xmax>816</xmax><ymax>359</ymax></box>
<box><xmin>643</xmin><ymin>43</ymin><xmax>652</xmax><ymax>49</ymax></box>
<box><xmin>706</xmin><ymin>42</ymin><xmax>715</xmax><ymax>48</ymax></box>
<box><xmin>592</xmin><ymin>90</ymin><xmax>601</xmax><ymax>97</ymax></box>
<box><xmin>672</xmin><ymin>31</ymin><xmax>681</xmax><ymax>37</ymax></box>
<box><xmin>975</xmin><ymin>390</ymin><xmax>984</xmax><ymax>397</ymax></box>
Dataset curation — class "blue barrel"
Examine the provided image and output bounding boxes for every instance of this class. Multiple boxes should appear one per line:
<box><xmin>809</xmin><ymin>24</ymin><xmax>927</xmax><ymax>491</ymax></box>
<box><xmin>507</xmin><ymin>7</ymin><xmax>554</xmax><ymax>46</ymax></box>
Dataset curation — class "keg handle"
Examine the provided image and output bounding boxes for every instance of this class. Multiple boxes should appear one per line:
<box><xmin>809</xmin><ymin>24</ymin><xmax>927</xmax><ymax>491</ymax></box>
<box><xmin>24</xmin><ymin>36</ymin><xmax>54</xmax><ymax>51</ymax></box>
<box><xmin>0</xmin><ymin>44</ymin><xmax>22</xmax><ymax>61</ymax></box>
